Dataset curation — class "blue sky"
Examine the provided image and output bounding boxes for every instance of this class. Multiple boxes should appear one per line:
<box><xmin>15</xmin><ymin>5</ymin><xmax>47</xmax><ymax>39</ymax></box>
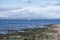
<box><xmin>0</xmin><ymin>0</ymin><xmax>60</xmax><ymax>19</ymax></box>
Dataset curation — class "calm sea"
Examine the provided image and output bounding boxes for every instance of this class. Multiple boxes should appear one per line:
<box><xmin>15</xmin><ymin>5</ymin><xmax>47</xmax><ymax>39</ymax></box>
<box><xmin>0</xmin><ymin>19</ymin><xmax>60</xmax><ymax>34</ymax></box>
<box><xmin>0</xmin><ymin>19</ymin><xmax>60</xmax><ymax>29</ymax></box>
<box><xmin>0</xmin><ymin>20</ymin><xmax>60</xmax><ymax>24</ymax></box>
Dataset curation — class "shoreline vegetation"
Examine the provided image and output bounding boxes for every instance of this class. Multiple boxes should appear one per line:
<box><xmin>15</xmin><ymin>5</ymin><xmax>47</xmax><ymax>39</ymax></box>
<box><xmin>0</xmin><ymin>24</ymin><xmax>60</xmax><ymax>40</ymax></box>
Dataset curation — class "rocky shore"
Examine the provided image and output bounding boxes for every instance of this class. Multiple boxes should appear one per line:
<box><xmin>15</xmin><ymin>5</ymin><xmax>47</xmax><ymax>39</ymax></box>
<box><xmin>0</xmin><ymin>24</ymin><xmax>60</xmax><ymax>40</ymax></box>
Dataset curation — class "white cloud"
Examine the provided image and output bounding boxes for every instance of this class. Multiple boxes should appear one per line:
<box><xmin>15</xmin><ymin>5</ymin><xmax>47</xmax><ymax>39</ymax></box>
<box><xmin>21</xmin><ymin>0</ymin><xmax>32</xmax><ymax>3</ymax></box>
<box><xmin>0</xmin><ymin>6</ymin><xmax>60</xmax><ymax>19</ymax></box>
<box><xmin>0</xmin><ymin>0</ymin><xmax>60</xmax><ymax>19</ymax></box>
<box><xmin>0</xmin><ymin>14</ymin><xmax>5</xmax><ymax>17</ymax></box>
<box><xmin>43</xmin><ymin>1</ymin><xmax>60</xmax><ymax>6</ymax></box>
<box><xmin>7</xmin><ymin>6</ymin><xmax>60</xmax><ymax>14</ymax></box>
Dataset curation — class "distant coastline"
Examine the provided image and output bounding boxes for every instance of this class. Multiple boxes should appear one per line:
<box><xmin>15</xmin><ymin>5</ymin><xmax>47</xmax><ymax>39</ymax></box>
<box><xmin>0</xmin><ymin>19</ymin><xmax>60</xmax><ymax>20</ymax></box>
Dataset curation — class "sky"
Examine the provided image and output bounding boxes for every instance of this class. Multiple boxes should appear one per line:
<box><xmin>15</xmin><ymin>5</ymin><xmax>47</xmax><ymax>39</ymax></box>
<box><xmin>0</xmin><ymin>0</ymin><xmax>60</xmax><ymax>19</ymax></box>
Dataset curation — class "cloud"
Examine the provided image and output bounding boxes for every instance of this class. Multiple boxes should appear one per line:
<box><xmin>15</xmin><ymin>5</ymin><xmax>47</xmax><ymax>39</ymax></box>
<box><xmin>7</xmin><ymin>6</ymin><xmax>60</xmax><ymax>14</ymax></box>
<box><xmin>0</xmin><ymin>14</ymin><xmax>6</xmax><ymax>18</ymax></box>
<box><xmin>43</xmin><ymin>1</ymin><xmax>60</xmax><ymax>6</ymax></box>
<box><xmin>0</xmin><ymin>0</ymin><xmax>60</xmax><ymax>19</ymax></box>
<box><xmin>21</xmin><ymin>0</ymin><xmax>32</xmax><ymax>3</ymax></box>
<box><xmin>0</xmin><ymin>5</ymin><xmax>60</xmax><ymax>19</ymax></box>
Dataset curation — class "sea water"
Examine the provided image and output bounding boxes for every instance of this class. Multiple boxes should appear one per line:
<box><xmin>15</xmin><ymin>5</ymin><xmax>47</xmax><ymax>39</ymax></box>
<box><xmin>0</xmin><ymin>20</ymin><xmax>60</xmax><ymax>29</ymax></box>
<box><xmin>0</xmin><ymin>19</ymin><xmax>60</xmax><ymax>34</ymax></box>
